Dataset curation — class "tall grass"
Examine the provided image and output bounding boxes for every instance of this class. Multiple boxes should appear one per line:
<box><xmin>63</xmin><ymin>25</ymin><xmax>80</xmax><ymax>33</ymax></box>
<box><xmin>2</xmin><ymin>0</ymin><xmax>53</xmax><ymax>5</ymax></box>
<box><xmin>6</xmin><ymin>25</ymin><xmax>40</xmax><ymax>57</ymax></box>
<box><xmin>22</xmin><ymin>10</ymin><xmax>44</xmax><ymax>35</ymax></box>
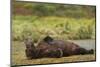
<box><xmin>12</xmin><ymin>15</ymin><xmax>95</xmax><ymax>41</ymax></box>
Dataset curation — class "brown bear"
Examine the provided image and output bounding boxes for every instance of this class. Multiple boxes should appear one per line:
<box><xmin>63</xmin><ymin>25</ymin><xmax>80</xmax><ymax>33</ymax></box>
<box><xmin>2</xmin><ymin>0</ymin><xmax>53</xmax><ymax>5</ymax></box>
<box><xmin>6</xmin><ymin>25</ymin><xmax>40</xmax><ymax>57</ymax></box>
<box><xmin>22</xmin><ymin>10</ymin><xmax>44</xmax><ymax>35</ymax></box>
<box><xmin>24</xmin><ymin>36</ymin><xmax>94</xmax><ymax>59</ymax></box>
<box><xmin>42</xmin><ymin>36</ymin><xmax>94</xmax><ymax>56</ymax></box>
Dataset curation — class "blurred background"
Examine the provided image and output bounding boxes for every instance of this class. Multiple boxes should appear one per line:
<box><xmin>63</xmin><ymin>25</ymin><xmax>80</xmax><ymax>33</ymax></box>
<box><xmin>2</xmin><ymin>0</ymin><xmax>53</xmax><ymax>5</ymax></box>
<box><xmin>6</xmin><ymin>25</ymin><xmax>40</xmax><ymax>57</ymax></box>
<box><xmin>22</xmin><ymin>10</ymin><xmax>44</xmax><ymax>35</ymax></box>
<box><xmin>12</xmin><ymin>1</ymin><xmax>96</xmax><ymax>41</ymax></box>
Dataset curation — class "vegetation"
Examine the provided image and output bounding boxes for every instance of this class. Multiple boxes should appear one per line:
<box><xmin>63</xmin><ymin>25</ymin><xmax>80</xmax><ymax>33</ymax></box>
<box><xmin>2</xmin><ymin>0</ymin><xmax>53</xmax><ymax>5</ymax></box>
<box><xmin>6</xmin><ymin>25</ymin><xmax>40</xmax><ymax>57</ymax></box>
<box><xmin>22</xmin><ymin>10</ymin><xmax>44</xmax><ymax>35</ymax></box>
<box><xmin>12</xmin><ymin>2</ymin><xmax>96</xmax><ymax>41</ymax></box>
<box><xmin>13</xmin><ymin>2</ymin><xmax>96</xmax><ymax>18</ymax></box>
<box><xmin>12</xmin><ymin>15</ymin><xmax>95</xmax><ymax>41</ymax></box>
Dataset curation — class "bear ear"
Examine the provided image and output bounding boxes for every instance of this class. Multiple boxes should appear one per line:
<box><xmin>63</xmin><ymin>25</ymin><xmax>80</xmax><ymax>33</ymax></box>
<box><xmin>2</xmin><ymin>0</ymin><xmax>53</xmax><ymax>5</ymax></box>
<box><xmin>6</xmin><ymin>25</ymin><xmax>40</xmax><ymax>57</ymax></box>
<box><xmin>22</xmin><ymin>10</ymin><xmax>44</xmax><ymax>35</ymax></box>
<box><xmin>44</xmin><ymin>35</ymin><xmax>54</xmax><ymax>41</ymax></box>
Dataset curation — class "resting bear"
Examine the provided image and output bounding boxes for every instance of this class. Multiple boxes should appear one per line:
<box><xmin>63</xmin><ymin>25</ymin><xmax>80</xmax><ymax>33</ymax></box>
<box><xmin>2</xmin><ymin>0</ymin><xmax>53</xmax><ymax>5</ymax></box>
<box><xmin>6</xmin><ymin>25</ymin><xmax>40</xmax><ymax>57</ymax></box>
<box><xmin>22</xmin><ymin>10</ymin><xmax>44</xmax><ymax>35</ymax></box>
<box><xmin>24</xmin><ymin>36</ymin><xmax>94</xmax><ymax>59</ymax></box>
<box><xmin>43</xmin><ymin>36</ymin><xmax>94</xmax><ymax>56</ymax></box>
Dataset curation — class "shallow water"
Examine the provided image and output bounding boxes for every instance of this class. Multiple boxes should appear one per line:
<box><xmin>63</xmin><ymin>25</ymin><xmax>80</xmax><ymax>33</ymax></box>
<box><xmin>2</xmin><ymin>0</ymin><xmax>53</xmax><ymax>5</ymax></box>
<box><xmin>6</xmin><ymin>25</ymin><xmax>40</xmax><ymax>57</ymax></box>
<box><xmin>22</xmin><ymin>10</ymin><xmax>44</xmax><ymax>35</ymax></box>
<box><xmin>70</xmin><ymin>40</ymin><xmax>96</xmax><ymax>50</ymax></box>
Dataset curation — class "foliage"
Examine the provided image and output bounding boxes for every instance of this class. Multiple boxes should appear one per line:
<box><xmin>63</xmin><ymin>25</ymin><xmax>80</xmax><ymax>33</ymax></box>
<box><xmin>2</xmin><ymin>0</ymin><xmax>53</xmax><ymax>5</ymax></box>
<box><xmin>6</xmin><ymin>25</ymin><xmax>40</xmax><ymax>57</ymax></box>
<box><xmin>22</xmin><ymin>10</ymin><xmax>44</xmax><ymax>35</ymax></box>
<box><xmin>13</xmin><ymin>2</ymin><xmax>96</xmax><ymax>18</ymax></box>
<box><xmin>12</xmin><ymin>2</ymin><xmax>96</xmax><ymax>41</ymax></box>
<box><xmin>12</xmin><ymin>15</ymin><xmax>95</xmax><ymax>41</ymax></box>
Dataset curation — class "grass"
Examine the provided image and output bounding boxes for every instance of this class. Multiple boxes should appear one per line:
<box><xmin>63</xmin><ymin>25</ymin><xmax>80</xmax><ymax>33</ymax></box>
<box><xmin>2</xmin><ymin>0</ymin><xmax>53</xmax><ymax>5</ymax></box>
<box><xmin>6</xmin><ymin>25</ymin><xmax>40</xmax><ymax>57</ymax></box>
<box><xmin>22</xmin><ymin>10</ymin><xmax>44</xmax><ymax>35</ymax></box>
<box><xmin>12</xmin><ymin>15</ymin><xmax>95</xmax><ymax>41</ymax></box>
<box><xmin>12</xmin><ymin>41</ymin><xmax>95</xmax><ymax>66</ymax></box>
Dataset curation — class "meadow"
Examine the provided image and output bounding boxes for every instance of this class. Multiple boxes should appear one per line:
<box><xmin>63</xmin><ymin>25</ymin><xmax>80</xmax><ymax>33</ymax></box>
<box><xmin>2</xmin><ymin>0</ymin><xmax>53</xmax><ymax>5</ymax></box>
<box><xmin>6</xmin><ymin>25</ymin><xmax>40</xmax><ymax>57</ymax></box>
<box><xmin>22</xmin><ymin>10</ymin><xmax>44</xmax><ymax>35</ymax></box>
<box><xmin>12</xmin><ymin>15</ymin><xmax>95</xmax><ymax>41</ymax></box>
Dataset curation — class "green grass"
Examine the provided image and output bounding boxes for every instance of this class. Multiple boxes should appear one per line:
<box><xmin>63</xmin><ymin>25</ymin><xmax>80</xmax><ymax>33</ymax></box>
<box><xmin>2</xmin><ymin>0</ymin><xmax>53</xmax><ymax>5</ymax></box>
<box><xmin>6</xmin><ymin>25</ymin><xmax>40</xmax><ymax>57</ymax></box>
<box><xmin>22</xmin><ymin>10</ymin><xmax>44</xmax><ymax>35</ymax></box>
<box><xmin>12</xmin><ymin>41</ymin><xmax>95</xmax><ymax>66</ymax></box>
<box><xmin>12</xmin><ymin>15</ymin><xmax>95</xmax><ymax>41</ymax></box>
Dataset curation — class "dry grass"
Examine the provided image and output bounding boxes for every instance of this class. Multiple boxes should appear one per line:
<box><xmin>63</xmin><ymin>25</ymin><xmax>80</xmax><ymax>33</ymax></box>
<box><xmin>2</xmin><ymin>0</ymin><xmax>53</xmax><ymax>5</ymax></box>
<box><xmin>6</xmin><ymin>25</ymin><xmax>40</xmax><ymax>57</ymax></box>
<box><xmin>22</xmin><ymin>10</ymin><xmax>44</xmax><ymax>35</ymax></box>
<box><xmin>11</xmin><ymin>41</ymin><xmax>95</xmax><ymax>66</ymax></box>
